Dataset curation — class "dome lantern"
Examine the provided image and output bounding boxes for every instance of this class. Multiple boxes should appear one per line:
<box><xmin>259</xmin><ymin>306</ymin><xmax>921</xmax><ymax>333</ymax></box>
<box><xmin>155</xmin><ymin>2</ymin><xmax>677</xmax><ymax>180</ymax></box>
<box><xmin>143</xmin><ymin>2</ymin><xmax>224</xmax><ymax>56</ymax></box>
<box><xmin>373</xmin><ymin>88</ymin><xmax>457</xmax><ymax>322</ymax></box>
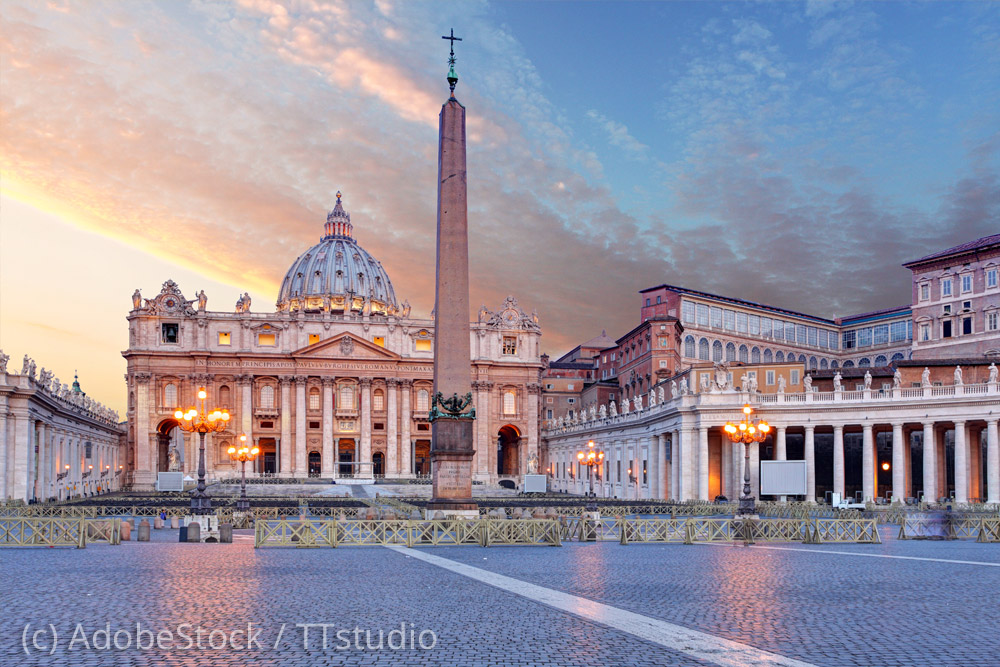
<box><xmin>323</xmin><ymin>191</ymin><xmax>353</xmax><ymax>240</ymax></box>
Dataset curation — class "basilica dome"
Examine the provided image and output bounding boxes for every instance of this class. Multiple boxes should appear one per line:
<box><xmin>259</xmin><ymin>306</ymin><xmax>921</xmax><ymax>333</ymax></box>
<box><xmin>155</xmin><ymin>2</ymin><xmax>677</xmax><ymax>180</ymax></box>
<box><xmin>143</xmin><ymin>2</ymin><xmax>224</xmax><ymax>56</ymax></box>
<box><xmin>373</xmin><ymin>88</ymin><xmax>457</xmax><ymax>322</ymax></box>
<box><xmin>276</xmin><ymin>193</ymin><xmax>399</xmax><ymax>315</ymax></box>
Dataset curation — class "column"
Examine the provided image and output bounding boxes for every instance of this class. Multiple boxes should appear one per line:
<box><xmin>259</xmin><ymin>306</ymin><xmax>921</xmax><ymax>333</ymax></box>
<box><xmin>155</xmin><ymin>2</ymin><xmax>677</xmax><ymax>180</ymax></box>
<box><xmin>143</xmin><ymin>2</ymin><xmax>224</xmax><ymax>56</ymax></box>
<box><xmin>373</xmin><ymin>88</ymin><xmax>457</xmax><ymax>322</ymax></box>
<box><xmin>677</xmin><ymin>428</ymin><xmax>691</xmax><ymax>500</ymax></box>
<box><xmin>698</xmin><ymin>426</ymin><xmax>709</xmax><ymax>501</ymax></box>
<box><xmin>359</xmin><ymin>377</ymin><xmax>372</xmax><ymax>476</ymax></box>
<box><xmin>321</xmin><ymin>379</ymin><xmax>335</xmax><ymax>476</ymax></box>
<box><xmin>670</xmin><ymin>429</ymin><xmax>680</xmax><ymax>500</ymax></box>
<box><xmin>775</xmin><ymin>426</ymin><xmax>787</xmax><ymax>502</ymax></box>
<box><xmin>833</xmin><ymin>425</ymin><xmax>845</xmax><ymax>500</ymax></box>
<box><xmin>240</xmin><ymin>375</ymin><xmax>253</xmax><ymax>440</ymax></box>
<box><xmin>749</xmin><ymin>438</ymin><xmax>760</xmax><ymax>500</ymax></box>
<box><xmin>987</xmin><ymin>419</ymin><xmax>999</xmax><ymax>505</ymax></box>
<box><xmin>12</xmin><ymin>411</ymin><xmax>29</xmax><ymax>501</ymax></box>
<box><xmin>954</xmin><ymin>421</ymin><xmax>967</xmax><ymax>504</ymax></box>
<box><xmin>862</xmin><ymin>424</ymin><xmax>874</xmax><ymax>501</ymax></box>
<box><xmin>0</xmin><ymin>398</ymin><xmax>8</xmax><ymax>499</ymax></box>
<box><xmin>804</xmin><ymin>425</ymin><xmax>816</xmax><ymax>503</ymax></box>
<box><xmin>294</xmin><ymin>377</ymin><xmax>307</xmax><ymax>475</ymax></box>
<box><xmin>400</xmin><ymin>380</ymin><xmax>412</xmax><ymax>477</ymax></box>
<box><xmin>37</xmin><ymin>423</ymin><xmax>48</xmax><ymax>501</ymax></box>
<box><xmin>653</xmin><ymin>434</ymin><xmax>664</xmax><ymax>500</ymax></box>
<box><xmin>280</xmin><ymin>376</ymin><xmax>292</xmax><ymax>477</ymax></box>
<box><xmin>891</xmin><ymin>422</ymin><xmax>905</xmax><ymax>503</ymax></box>
<box><xmin>386</xmin><ymin>379</ymin><xmax>399</xmax><ymax>477</ymax></box>
<box><xmin>526</xmin><ymin>383</ymin><xmax>540</xmax><ymax>477</ymax></box>
<box><xmin>923</xmin><ymin>422</ymin><xmax>936</xmax><ymax>502</ymax></box>
<box><xmin>473</xmin><ymin>381</ymin><xmax>491</xmax><ymax>479</ymax></box>
<box><xmin>134</xmin><ymin>373</ymin><xmax>151</xmax><ymax>486</ymax></box>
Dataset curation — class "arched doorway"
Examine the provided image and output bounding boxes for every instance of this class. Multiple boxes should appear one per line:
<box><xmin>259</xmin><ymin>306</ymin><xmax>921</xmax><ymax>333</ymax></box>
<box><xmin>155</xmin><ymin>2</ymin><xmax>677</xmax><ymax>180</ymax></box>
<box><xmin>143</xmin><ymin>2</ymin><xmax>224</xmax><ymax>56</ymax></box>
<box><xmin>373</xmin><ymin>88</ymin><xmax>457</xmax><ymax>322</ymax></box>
<box><xmin>308</xmin><ymin>451</ymin><xmax>321</xmax><ymax>476</ymax></box>
<box><xmin>372</xmin><ymin>452</ymin><xmax>385</xmax><ymax>476</ymax></box>
<box><xmin>156</xmin><ymin>420</ymin><xmax>181</xmax><ymax>472</ymax></box>
<box><xmin>338</xmin><ymin>439</ymin><xmax>355</xmax><ymax>477</ymax></box>
<box><xmin>414</xmin><ymin>440</ymin><xmax>430</xmax><ymax>475</ymax></box>
<box><xmin>497</xmin><ymin>425</ymin><xmax>521</xmax><ymax>476</ymax></box>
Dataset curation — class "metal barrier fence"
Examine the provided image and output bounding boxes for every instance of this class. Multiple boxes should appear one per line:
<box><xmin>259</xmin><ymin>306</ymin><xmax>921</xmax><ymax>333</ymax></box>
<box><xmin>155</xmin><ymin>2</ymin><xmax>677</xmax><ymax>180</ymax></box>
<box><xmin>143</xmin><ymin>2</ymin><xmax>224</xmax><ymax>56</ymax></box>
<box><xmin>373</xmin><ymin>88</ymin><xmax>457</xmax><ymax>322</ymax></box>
<box><xmin>85</xmin><ymin>518</ymin><xmax>122</xmax><ymax>545</ymax></box>
<box><xmin>254</xmin><ymin>518</ymin><xmax>562</xmax><ymax>548</ymax></box>
<box><xmin>979</xmin><ymin>519</ymin><xmax>1000</xmax><ymax>542</ymax></box>
<box><xmin>898</xmin><ymin>515</ymin><xmax>1000</xmax><ymax>541</ymax></box>
<box><xmin>568</xmin><ymin>516</ymin><xmax>879</xmax><ymax>545</ymax></box>
<box><xmin>0</xmin><ymin>517</ymin><xmax>87</xmax><ymax>548</ymax></box>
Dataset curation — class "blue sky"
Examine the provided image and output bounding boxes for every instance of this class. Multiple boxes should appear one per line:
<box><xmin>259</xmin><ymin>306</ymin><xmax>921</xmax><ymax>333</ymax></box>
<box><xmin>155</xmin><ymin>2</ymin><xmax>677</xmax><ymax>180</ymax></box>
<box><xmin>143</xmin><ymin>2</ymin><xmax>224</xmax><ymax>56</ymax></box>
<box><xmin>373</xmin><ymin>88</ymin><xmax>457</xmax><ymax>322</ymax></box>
<box><xmin>1</xmin><ymin>0</ymin><xmax>998</xmax><ymax>411</ymax></box>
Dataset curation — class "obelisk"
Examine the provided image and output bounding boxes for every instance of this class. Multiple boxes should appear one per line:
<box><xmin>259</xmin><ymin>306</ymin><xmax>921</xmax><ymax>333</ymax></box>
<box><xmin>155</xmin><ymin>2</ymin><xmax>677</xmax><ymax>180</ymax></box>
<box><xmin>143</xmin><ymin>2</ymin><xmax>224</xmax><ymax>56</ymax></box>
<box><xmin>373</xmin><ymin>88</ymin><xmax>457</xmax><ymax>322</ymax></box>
<box><xmin>428</xmin><ymin>30</ymin><xmax>477</xmax><ymax>515</ymax></box>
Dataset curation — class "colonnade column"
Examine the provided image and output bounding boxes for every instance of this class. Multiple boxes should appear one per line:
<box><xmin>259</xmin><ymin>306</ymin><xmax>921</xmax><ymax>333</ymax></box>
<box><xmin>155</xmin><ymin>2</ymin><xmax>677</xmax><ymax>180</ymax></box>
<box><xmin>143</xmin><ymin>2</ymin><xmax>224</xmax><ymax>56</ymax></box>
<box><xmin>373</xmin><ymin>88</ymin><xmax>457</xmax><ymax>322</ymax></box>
<box><xmin>321</xmin><ymin>379</ymin><xmax>334</xmax><ymax>476</ymax></box>
<box><xmin>294</xmin><ymin>377</ymin><xmax>307</xmax><ymax>475</ymax></box>
<box><xmin>954</xmin><ymin>421</ymin><xmax>968</xmax><ymax>504</ymax></box>
<box><xmin>804</xmin><ymin>425</ymin><xmax>816</xmax><ymax>503</ymax></box>
<box><xmin>698</xmin><ymin>426</ymin><xmax>709</xmax><ymax>501</ymax></box>
<box><xmin>239</xmin><ymin>375</ymin><xmax>253</xmax><ymax>439</ymax></box>
<box><xmin>655</xmin><ymin>434</ymin><xmax>666</xmax><ymax>500</ymax></box>
<box><xmin>473</xmin><ymin>381</ymin><xmax>491</xmax><ymax>479</ymax></box>
<box><xmin>833</xmin><ymin>425</ymin><xmax>845</xmax><ymax>499</ymax></box>
<box><xmin>400</xmin><ymin>380</ymin><xmax>412</xmax><ymax>477</ymax></box>
<box><xmin>0</xmin><ymin>398</ymin><xmax>8</xmax><ymax>499</ymax></box>
<box><xmin>279</xmin><ymin>376</ymin><xmax>292</xmax><ymax>477</ymax></box>
<box><xmin>891</xmin><ymin>422</ymin><xmax>905</xmax><ymax>503</ymax></box>
<box><xmin>134</xmin><ymin>373</ymin><xmax>151</xmax><ymax>483</ymax></box>
<box><xmin>987</xmin><ymin>419</ymin><xmax>999</xmax><ymax>505</ymax></box>
<box><xmin>359</xmin><ymin>377</ymin><xmax>372</xmax><ymax>476</ymax></box>
<box><xmin>862</xmin><ymin>424</ymin><xmax>875</xmax><ymax>501</ymax></box>
<box><xmin>923</xmin><ymin>422</ymin><xmax>937</xmax><ymax>502</ymax></box>
<box><xmin>775</xmin><ymin>426</ymin><xmax>787</xmax><ymax>502</ymax></box>
<box><xmin>386</xmin><ymin>379</ymin><xmax>399</xmax><ymax>477</ymax></box>
<box><xmin>680</xmin><ymin>428</ymin><xmax>694</xmax><ymax>501</ymax></box>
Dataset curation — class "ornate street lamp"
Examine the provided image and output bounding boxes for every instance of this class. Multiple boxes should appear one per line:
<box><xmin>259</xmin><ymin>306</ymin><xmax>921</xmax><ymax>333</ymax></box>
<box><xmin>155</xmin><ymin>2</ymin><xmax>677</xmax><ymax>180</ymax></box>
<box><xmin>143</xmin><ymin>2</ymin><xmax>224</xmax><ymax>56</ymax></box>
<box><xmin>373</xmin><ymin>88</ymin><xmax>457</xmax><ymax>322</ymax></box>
<box><xmin>576</xmin><ymin>440</ymin><xmax>605</xmax><ymax>512</ymax></box>
<box><xmin>227</xmin><ymin>434</ymin><xmax>260</xmax><ymax>513</ymax></box>
<box><xmin>724</xmin><ymin>404</ymin><xmax>770</xmax><ymax>516</ymax></box>
<box><xmin>174</xmin><ymin>387</ymin><xmax>230</xmax><ymax>515</ymax></box>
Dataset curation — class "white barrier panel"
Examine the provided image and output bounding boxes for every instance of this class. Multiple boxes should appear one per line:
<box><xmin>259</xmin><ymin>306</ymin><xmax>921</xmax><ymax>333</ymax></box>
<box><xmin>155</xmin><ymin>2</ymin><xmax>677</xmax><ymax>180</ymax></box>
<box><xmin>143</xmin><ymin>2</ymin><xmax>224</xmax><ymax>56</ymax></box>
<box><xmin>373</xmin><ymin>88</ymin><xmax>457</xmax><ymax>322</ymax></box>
<box><xmin>760</xmin><ymin>460</ymin><xmax>807</xmax><ymax>496</ymax></box>
<box><xmin>156</xmin><ymin>472</ymin><xmax>184</xmax><ymax>492</ymax></box>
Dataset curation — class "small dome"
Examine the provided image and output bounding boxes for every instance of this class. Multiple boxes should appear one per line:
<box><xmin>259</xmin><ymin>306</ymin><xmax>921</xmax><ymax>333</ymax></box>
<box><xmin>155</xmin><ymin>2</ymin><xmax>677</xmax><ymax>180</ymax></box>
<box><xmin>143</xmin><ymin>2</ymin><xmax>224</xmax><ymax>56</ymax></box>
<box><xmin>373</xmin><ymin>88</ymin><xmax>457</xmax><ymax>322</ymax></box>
<box><xmin>276</xmin><ymin>193</ymin><xmax>398</xmax><ymax>315</ymax></box>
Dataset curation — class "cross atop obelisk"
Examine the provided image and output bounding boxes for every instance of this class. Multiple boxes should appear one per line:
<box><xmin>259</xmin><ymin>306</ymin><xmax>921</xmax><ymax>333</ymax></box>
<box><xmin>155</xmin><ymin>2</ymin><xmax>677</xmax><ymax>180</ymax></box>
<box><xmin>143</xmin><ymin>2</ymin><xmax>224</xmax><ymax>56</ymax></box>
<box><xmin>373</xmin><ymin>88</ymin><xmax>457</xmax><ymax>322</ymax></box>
<box><xmin>427</xmin><ymin>29</ymin><xmax>477</xmax><ymax>515</ymax></box>
<box><xmin>442</xmin><ymin>29</ymin><xmax>462</xmax><ymax>95</ymax></box>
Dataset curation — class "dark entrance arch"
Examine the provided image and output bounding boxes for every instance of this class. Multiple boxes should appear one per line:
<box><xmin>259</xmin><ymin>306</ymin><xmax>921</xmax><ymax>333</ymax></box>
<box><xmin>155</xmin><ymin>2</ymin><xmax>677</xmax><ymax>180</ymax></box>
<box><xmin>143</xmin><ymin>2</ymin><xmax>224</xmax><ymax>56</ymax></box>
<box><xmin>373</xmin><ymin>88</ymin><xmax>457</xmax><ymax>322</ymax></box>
<box><xmin>155</xmin><ymin>420</ymin><xmax>180</xmax><ymax>473</ymax></box>
<box><xmin>308</xmin><ymin>451</ymin><xmax>321</xmax><ymax>476</ymax></box>
<box><xmin>497</xmin><ymin>425</ymin><xmax>521</xmax><ymax>476</ymax></box>
<box><xmin>372</xmin><ymin>452</ymin><xmax>385</xmax><ymax>476</ymax></box>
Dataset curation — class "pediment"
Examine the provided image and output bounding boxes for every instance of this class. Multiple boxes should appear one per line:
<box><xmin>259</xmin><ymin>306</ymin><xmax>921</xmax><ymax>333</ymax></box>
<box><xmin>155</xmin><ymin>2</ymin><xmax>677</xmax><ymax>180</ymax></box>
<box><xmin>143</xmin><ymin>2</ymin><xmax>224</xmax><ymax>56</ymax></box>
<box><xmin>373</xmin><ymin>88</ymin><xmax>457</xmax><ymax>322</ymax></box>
<box><xmin>293</xmin><ymin>332</ymin><xmax>400</xmax><ymax>360</ymax></box>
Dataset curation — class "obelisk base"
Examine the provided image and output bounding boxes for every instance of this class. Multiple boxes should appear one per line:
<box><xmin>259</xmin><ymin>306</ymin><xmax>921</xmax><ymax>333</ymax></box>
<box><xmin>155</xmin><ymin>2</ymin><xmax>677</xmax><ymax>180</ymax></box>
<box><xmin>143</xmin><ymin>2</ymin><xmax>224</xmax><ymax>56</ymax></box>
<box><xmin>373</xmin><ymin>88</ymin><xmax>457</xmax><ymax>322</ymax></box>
<box><xmin>428</xmin><ymin>420</ymin><xmax>477</xmax><ymax>513</ymax></box>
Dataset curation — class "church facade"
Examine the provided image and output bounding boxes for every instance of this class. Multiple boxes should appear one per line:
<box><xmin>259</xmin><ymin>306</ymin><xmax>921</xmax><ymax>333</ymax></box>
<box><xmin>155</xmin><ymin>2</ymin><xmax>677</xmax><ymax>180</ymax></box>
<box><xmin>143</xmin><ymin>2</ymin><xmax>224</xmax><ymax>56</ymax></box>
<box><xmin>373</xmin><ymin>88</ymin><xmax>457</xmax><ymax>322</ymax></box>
<box><xmin>123</xmin><ymin>195</ymin><xmax>543</xmax><ymax>490</ymax></box>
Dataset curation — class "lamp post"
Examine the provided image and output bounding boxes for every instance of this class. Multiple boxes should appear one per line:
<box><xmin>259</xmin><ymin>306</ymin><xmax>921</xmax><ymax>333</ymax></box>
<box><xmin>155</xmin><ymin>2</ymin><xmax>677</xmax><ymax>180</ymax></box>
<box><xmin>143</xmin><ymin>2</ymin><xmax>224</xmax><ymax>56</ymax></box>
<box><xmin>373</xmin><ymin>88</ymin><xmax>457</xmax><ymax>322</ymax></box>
<box><xmin>724</xmin><ymin>404</ymin><xmax>770</xmax><ymax>516</ymax></box>
<box><xmin>576</xmin><ymin>440</ymin><xmax>605</xmax><ymax>512</ymax></box>
<box><xmin>174</xmin><ymin>387</ymin><xmax>231</xmax><ymax>515</ymax></box>
<box><xmin>227</xmin><ymin>434</ymin><xmax>260</xmax><ymax>513</ymax></box>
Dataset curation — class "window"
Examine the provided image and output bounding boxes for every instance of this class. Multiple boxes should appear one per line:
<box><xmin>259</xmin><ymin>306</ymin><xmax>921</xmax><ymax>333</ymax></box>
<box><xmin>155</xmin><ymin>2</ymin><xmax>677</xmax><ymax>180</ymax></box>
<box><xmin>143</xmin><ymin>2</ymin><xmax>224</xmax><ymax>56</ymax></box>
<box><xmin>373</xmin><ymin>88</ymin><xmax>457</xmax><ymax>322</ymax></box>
<box><xmin>749</xmin><ymin>315</ymin><xmax>760</xmax><ymax>335</ymax></box>
<box><xmin>818</xmin><ymin>330</ymin><xmax>828</xmax><ymax>348</ymax></box>
<box><xmin>696</xmin><ymin>304</ymin><xmax>709</xmax><ymax>325</ymax></box>
<box><xmin>724</xmin><ymin>309</ymin><xmax>736</xmax><ymax>330</ymax></box>
<box><xmin>920</xmin><ymin>283</ymin><xmax>929</xmax><ymax>301</ymax></box>
<box><xmin>373</xmin><ymin>336</ymin><xmax>385</xmax><ymax>347</ymax></box>
<box><xmin>373</xmin><ymin>390</ymin><xmax>385</xmax><ymax>411</ymax></box>
<box><xmin>340</xmin><ymin>385</ymin><xmax>355</xmax><ymax>409</ymax></box>
<box><xmin>737</xmin><ymin>312</ymin><xmax>748</xmax><ymax>333</ymax></box>
<box><xmin>415</xmin><ymin>339</ymin><xmax>432</xmax><ymax>352</ymax></box>
<box><xmin>843</xmin><ymin>331</ymin><xmax>856</xmax><ymax>349</ymax></box>
<box><xmin>567</xmin><ymin>383</ymin><xmax>574</xmax><ymax>390</ymax></box>
<box><xmin>260</xmin><ymin>385</ymin><xmax>275</xmax><ymax>409</ymax></box>
<box><xmin>785</xmin><ymin>322</ymin><xmax>795</xmax><ymax>342</ymax></box>
<box><xmin>567</xmin><ymin>397</ymin><xmax>575</xmax><ymax>404</ymax></box>
<box><xmin>163</xmin><ymin>383</ymin><xmax>177</xmax><ymax>407</ymax></box>
<box><xmin>659</xmin><ymin>360</ymin><xmax>668</xmax><ymax>368</ymax></box>
<box><xmin>682</xmin><ymin>301</ymin><xmax>695</xmax><ymax>322</ymax></box>
<box><xmin>260</xmin><ymin>421</ymin><xmax>274</xmax><ymax>429</ymax></box>
<box><xmin>775</xmin><ymin>351</ymin><xmax>785</xmax><ymax>363</ymax></box>
<box><xmin>962</xmin><ymin>274</ymin><xmax>972</xmax><ymax>293</ymax></box>
<box><xmin>857</xmin><ymin>328</ymin><xmax>872</xmax><ymax>347</ymax></box>
<box><xmin>161</xmin><ymin>323</ymin><xmax>179</xmax><ymax>344</ymax></box>
<box><xmin>796</xmin><ymin>325</ymin><xmax>807</xmax><ymax>344</ymax></box>
<box><xmin>309</xmin><ymin>388</ymin><xmax>320</xmax><ymax>410</ymax></box>
<box><xmin>546</xmin><ymin>383</ymin><xmax>554</xmax><ymax>390</ymax></box>
<box><xmin>987</xmin><ymin>312</ymin><xmax>998</xmax><ymax>331</ymax></box>
<box><xmin>711</xmin><ymin>307</ymin><xmax>723</xmax><ymax>328</ymax></box>
<box><xmin>874</xmin><ymin>355</ymin><xmax>887</xmax><ymax>366</ymax></box>
<box><xmin>763</xmin><ymin>349</ymin><xmax>773</xmax><ymax>363</ymax></box>
<box><xmin>942</xmin><ymin>321</ymin><xmax>952</xmax><ymax>338</ymax></box>
<box><xmin>987</xmin><ymin>268</ymin><xmax>998</xmax><ymax>289</ymax></box>
<box><xmin>890</xmin><ymin>321</ymin><xmax>907</xmax><ymax>342</ymax></box>
<box><xmin>642</xmin><ymin>460</ymin><xmax>648</xmax><ymax>485</ymax></box>
<box><xmin>807</xmin><ymin>327</ymin><xmax>817</xmax><ymax>346</ymax></box>
<box><xmin>712</xmin><ymin>340</ymin><xmax>723</xmax><ymax>362</ymax></box>
<box><xmin>546</xmin><ymin>408</ymin><xmax>553</xmax><ymax>419</ymax></box>
<box><xmin>726</xmin><ymin>342</ymin><xmax>736</xmax><ymax>361</ymax></box>
<box><xmin>739</xmin><ymin>345</ymin><xmax>748</xmax><ymax>363</ymax></box>
<box><xmin>790</xmin><ymin>370</ymin><xmax>800</xmax><ymax>385</ymax></box>
<box><xmin>219</xmin><ymin>385</ymin><xmax>231</xmax><ymax>409</ymax></box>
<box><xmin>503</xmin><ymin>390</ymin><xmax>516</xmax><ymax>415</ymax></box>
<box><xmin>308</xmin><ymin>334</ymin><xmax>320</xmax><ymax>345</ymax></box>
<box><xmin>645</xmin><ymin>298</ymin><xmax>651</xmax><ymax>307</ymax></box>
<box><xmin>502</xmin><ymin>336</ymin><xmax>517</xmax><ymax>355</ymax></box>
<box><xmin>962</xmin><ymin>317</ymin><xmax>973</xmax><ymax>335</ymax></box>
<box><xmin>761</xmin><ymin>317</ymin><xmax>772</xmax><ymax>337</ymax></box>
<box><xmin>751</xmin><ymin>347</ymin><xmax>761</xmax><ymax>363</ymax></box>
<box><xmin>309</xmin><ymin>421</ymin><xmax>320</xmax><ymax>429</ymax></box>
<box><xmin>546</xmin><ymin>396</ymin><xmax>553</xmax><ymax>403</ymax></box>
<box><xmin>218</xmin><ymin>332</ymin><xmax>231</xmax><ymax>346</ymax></box>
<box><xmin>944</xmin><ymin>304</ymin><xmax>952</xmax><ymax>314</ymax></box>
<box><xmin>258</xmin><ymin>333</ymin><xmax>276</xmax><ymax>346</ymax></box>
<box><xmin>942</xmin><ymin>278</ymin><xmax>953</xmax><ymax>297</ymax></box>
<box><xmin>657</xmin><ymin>296</ymin><xmax>662</xmax><ymax>304</ymax></box>
<box><xmin>416</xmin><ymin>389</ymin><xmax>429</xmax><ymax>412</ymax></box>
<box><xmin>684</xmin><ymin>335</ymin><xmax>695</xmax><ymax>358</ymax></box>
<box><xmin>698</xmin><ymin>338</ymin><xmax>709</xmax><ymax>360</ymax></box>
<box><xmin>920</xmin><ymin>324</ymin><xmax>931</xmax><ymax>341</ymax></box>
<box><xmin>963</xmin><ymin>300</ymin><xmax>972</xmax><ymax>311</ymax></box>
<box><xmin>873</xmin><ymin>324</ymin><xmax>889</xmax><ymax>345</ymax></box>
<box><xmin>766</xmin><ymin>370</ymin><xmax>775</xmax><ymax>385</ymax></box>
<box><xmin>659</xmin><ymin>336</ymin><xmax>668</xmax><ymax>348</ymax></box>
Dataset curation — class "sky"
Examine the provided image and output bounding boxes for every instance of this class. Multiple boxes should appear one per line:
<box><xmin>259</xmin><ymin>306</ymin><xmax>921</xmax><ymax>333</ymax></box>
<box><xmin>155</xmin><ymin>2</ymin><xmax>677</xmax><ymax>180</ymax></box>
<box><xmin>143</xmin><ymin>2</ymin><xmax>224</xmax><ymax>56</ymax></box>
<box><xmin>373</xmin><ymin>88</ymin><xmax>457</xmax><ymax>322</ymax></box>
<box><xmin>2</xmin><ymin>0</ymin><xmax>998</xmax><ymax>415</ymax></box>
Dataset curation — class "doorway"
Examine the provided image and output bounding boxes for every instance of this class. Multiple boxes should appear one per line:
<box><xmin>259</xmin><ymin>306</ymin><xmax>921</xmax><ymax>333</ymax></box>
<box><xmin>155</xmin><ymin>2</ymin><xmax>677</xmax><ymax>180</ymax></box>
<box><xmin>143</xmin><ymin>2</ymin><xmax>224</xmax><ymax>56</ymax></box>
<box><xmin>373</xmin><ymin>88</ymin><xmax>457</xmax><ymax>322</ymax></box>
<box><xmin>338</xmin><ymin>438</ymin><xmax>356</xmax><ymax>476</ymax></box>
<box><xmin>497</xmin><ymin>425</ymin><xmax>521</xmax><ymax>476</ymax></box>
<box><xmin>414</xmin><ymin>440</ymin><xmax>431</xmax><ymax>475</ymax></box>
<box><xmin>373</xmin><ymin>452</ymin><xmax>385</xmax><ymax>476</ymax></box>
<box><xmin>308</xmin><ymin>451</ymin><xmax>321</xmax><ymax>476</ymax></box>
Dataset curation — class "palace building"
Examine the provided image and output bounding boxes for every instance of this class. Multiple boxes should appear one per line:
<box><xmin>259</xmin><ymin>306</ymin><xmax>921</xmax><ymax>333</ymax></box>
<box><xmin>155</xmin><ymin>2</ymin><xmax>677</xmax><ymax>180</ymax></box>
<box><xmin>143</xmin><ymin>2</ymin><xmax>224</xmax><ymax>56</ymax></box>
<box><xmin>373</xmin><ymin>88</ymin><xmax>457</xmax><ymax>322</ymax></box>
<box><xmin>123</xmin><ymin>194</ymin><xmax>543</xmax><ymax>490</ymax></box>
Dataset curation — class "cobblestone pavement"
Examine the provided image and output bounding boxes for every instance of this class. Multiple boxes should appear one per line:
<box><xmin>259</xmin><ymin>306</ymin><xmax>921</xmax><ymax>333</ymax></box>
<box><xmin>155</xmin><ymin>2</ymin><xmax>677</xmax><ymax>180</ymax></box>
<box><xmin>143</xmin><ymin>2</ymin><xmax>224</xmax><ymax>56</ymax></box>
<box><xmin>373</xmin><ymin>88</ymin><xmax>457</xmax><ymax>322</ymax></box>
<box><xmin>1</xmin><ymin>524</ymin><xmax>996</xmax><ymax>666</ymax></box>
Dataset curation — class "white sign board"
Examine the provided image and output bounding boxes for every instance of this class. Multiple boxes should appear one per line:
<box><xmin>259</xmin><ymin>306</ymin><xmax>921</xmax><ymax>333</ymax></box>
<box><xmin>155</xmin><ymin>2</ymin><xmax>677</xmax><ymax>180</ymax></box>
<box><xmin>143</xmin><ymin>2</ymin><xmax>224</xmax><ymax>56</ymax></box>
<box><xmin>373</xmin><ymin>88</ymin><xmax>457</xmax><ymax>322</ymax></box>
<box><xmin>522</xmin><ymin>474</ymin><xmax>547</xmax><ymax>493</ymax></box>
<box><xmin>157</xmin><ymin>472</ymin><xmax>184</xmax><ymax>492</ymax></box>
<box><xmin>760</xmin><ymin>460</ymin><xmax>807</xmax><ymax>496</ymax></box>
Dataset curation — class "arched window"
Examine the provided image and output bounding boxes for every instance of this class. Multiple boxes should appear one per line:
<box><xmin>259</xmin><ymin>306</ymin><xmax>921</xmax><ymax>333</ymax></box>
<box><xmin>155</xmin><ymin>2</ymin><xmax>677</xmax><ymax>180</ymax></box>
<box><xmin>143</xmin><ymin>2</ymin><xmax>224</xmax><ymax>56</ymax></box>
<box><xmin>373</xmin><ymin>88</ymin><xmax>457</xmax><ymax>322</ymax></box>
<box><xmin>751</xmin><ymin>347</ymin><xmax>760</xmax><ymax>364</ymax></box>
<box><xmin>503</xmin><ymin>390</ymin><xmax>516</xmax><ymax>415</ymax></box>
<box><xmin>775</xmin><ymin>351</ymin><xmax>785</xmax><ymax>363</ymax></box>
<box><xmin>831</xmin><ymin>360</ymin><xmax>839</xmax><ymax>369</ymax></box>
<box><xmin>763</xmin><ymin>349</ymin><xmax>773</xmax><ymax>364</ymax></box>
<box><xmin>163</xmin><ymin>383</ymin><xmax>177</xmax><ymax>408</ymax></box>
<box><xmin>373</xmin><ymin>389</ymin><xmax>385</xmax><ymax>411</ymax></box>
<box><xmin>810</xmin><ymin>356</ymin><xmax>818</xmax><ymax>369</ymax></box>
<box><xmin>219</xmin><ymin>385</ymin><xmax>231</xmax><ymax>409</ymax></box>
<box><xmin>684</xmin><ymin>335</ymin><xmax>695</xmax><ymax>358</ymax></box>
<box><xmin>712</xmin><ymin>340</ymin><xmax>723</xmax><ymax>362</ymax></box>
<box><xmin>843</xmin><ymin>360</ymin><xmax>855</xmax><ymax>368</ymax></box>
<box><xmin>738</xmin><ymin>345</ymin><xmax>749</xmax><ymax>363</ymax></box>
<box><xmin>874</xmin><ymin>355</ymin><xmax>887</xmax><ymax>366</ymax></box>
<box><xmin>698</xmin><ymin>338</ymin><xmax>710</xmax><ymax>360</ymax></box>
<box><xmin>416</xmin><ymin>389</ymin><xmax>429</xmax><ymax>412</ymax></box>
<box><xmin>858</xmin><ymin>358</ymin><xmax>871</xmax><ymax>367</ymax></box>
<box><xmin>309</xmin><ymin>387</ymin><xmax>320</xmax><ymax>410</ymax></box>
<box><xmin>726</xmin><ymin>342</ymin><xmax>736</xmax><ymax>361</ymax></box>
<box><xmin>890</xmin><ymin>352</ymin><xmax>904</xmax><ymax>363</ymax></box>
<box><xmin>260</xmin><ymin>385</ymin><xmax>275</xmax><ymax>409</ymax></box>
<box><xmin>340</xmin><ymin>385</ymin><xmax>355</xmax><ymax>409</ymax></box>
<box><xmin>820</xmin><ymin>359</ymin><xmax>829</xmax><ymax>370</ymax></box>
